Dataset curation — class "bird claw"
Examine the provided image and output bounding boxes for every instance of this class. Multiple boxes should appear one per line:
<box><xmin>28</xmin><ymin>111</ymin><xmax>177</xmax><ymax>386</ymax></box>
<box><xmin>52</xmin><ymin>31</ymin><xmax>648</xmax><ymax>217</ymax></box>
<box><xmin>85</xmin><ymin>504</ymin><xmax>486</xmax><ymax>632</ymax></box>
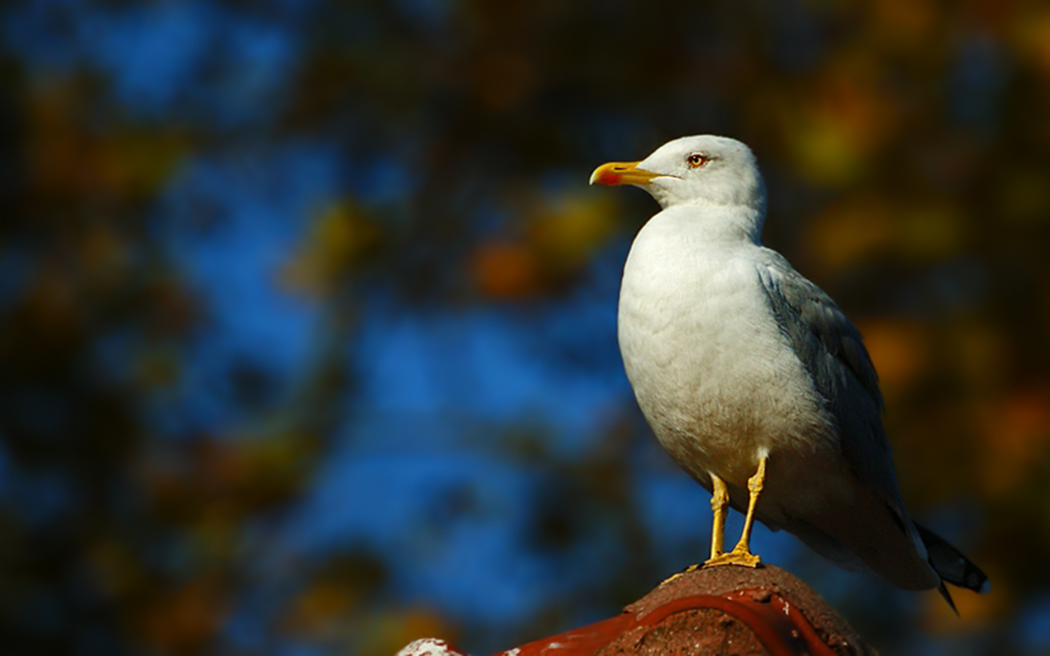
<box><xmin>703</xmin><ymin>547</ymin><xmax>762</xmax><ymax>569</ymax></box>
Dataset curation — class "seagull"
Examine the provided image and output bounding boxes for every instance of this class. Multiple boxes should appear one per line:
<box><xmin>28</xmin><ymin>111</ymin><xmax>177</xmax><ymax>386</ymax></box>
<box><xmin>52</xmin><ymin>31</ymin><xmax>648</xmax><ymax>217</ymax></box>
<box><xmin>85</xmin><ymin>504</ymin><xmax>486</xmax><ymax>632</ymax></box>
<box><xmin>590</xmin><ymin>135</ymin><xmax>988</xmax><ymax>607</ymax></box>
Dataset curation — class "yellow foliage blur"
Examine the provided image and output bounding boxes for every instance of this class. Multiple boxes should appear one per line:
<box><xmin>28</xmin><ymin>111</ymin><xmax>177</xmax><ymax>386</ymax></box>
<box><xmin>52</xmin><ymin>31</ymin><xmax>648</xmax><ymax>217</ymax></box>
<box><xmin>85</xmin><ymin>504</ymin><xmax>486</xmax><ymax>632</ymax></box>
<box><xmin>871</xmin><ymin>0</ymin><xmax>938</xmax><ymax>50</ymax></box>
<box><xmin>946</xmin><ymin>318</ymin><xmax>1009</xmax><ymax>392</ymax></box>
<box><xmin>29</xmin><ymin>82</ymin><xmax>187</xmax><ymax>200</ymax></box>
<box><xmin>282</xmin><ymin>201</ymin><xmax>382</xmax><ymax>296</ymax></box>
<box><xmin>283</xmin><ymin>580</ymin><xmax>359</xmax><ymax>636</ymax></box>
<box><xmin>806</xmin><ymin>197</ymin><xmax>966</xmax><ymax>275</ymax></box>
<box><xmin>806</xmin><ymin>199</ymin><xmax>897</xmax><ymax>274</ymax></box>
<box><xmin>897</xmin><ymin>201</ymin><xmax>967</xmax><ymax>262</ymax></box>
<box><xmin>785</xmin><ymin>63</ymin><xmax>896</xmax><ymax>186</ymax></box>
<box><xmin>528</xmin><ymin>194</ymin><xmax>618</xmax><ymax>269</ymax></box>
<box><xmin>354</xmin><ymin>608</ymin><xmax>451</xmax><ymax>656</ymax></box>
<box><xmin>1012</xmin><ymin>7</ymin><xmax>1050</xmax><ymax>79</ymax></box>
<box><xmin>7</xmin><ymin>0</ymin><xmax>1050</xmax><ymax>652</ymax></box>
<box><xmin>471</xmin><ymin>193</ymin><xmax>620</xmax><ymax>299</ymax></box>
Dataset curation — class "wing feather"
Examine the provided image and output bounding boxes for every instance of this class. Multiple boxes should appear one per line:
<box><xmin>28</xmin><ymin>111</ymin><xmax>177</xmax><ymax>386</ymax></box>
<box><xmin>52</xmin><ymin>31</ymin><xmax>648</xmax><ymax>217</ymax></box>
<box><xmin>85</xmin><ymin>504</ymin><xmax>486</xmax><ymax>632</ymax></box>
<box><xmin>755</xmin><ymin>252</ymin><xmax>904</xmax><ymax>512</ymax></box>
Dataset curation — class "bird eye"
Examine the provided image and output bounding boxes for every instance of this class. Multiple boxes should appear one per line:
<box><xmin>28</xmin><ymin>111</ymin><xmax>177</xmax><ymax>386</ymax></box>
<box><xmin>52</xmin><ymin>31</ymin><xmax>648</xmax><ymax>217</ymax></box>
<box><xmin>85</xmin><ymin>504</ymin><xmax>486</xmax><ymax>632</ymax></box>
<box><xmin>687</xmin><ymin>153</ymin><xmax>707</xmax><ymax>168</ymax></box>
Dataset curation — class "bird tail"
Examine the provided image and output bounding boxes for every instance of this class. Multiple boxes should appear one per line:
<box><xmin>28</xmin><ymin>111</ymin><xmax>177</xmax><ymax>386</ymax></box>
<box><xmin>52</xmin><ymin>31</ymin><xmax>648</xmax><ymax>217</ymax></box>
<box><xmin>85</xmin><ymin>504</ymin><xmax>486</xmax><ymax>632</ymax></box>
<box><xmin>914</xmin><ymin>521</ymin><xmax>990</xmax><ymax>613</ymax></box>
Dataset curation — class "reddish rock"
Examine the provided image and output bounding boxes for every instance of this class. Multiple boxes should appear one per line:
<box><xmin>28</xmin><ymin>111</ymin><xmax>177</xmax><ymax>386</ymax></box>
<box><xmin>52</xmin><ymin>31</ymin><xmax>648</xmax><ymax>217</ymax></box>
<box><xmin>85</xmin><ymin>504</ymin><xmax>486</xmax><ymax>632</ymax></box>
<box><xmin>500</xmin><ymin>565</ymin><xmax>877</xmax><ymax>656</ymax></box>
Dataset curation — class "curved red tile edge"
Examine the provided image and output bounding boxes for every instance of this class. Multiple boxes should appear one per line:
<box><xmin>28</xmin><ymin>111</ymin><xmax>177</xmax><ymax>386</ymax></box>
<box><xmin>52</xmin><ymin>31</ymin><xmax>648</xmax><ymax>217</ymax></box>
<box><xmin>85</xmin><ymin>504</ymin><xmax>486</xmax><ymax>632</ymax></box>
<box><xmin>500</xmin><ymin>587</ymin><xmax>841</xmax><ymax>656</ymax></box>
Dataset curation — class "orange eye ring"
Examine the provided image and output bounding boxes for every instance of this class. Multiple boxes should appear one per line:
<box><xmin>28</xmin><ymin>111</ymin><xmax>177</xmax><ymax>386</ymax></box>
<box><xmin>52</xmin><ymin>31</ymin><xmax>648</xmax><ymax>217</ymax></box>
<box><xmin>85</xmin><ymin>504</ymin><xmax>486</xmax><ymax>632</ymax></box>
<box><xmin>687</xmin><ymin>153</ymin><xmax>707</xmax><ymax>168</ymax></box>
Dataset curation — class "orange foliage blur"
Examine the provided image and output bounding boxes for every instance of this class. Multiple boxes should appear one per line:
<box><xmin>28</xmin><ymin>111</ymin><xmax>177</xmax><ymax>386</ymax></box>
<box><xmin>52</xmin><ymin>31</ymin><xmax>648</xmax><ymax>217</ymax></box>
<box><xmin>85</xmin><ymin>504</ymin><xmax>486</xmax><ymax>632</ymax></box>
<box><xmin>4</xmin><ymin>0</ymin><xmax>1050</xmax><ymax>653</ymax></box>
<box><xmin>978</xmin><ymin>387</ymin><xmax>1050</xmax><ymax>496</ymax></box>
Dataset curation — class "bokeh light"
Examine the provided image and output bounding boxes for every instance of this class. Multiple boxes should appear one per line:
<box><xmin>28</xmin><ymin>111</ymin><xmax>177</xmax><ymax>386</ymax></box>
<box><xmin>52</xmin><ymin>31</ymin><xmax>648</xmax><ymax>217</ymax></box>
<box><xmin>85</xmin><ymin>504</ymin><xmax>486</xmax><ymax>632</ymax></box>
<box><xmin>0</xmin><ymin>1</ymin><xmax>1048</xmax><ymax>654</ymax></box>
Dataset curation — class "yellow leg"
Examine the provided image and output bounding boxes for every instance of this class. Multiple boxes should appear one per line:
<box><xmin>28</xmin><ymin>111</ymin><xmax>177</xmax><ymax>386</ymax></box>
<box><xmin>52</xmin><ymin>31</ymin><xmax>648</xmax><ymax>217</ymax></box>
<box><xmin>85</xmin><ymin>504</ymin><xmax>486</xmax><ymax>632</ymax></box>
<box><xmin>659</xmin><ymin>473</ymin><xmax>732</xmax><ymax>585</ymax></box>
<box><xmin>708</xmin><ymin>473</ymin><xmax>729</xmax><ymax>560</ymax></box>
<box><xmin>733</xmin><ymin>457</ymin><xmax>766</xmax><ymax>558</ymax></box>
<box><xmin>703</xmin><ymin>457</ymin><xmax>766</xmax><ymax>569</ymax></box>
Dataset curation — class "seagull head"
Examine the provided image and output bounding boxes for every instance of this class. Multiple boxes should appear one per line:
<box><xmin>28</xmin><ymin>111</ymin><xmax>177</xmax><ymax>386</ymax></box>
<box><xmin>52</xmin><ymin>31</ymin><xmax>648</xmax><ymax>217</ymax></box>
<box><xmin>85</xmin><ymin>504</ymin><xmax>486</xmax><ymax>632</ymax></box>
<box><xmin>590</xmin><ymin>135</ymin><xmax>766</xmax><ymax>213</ymax></box>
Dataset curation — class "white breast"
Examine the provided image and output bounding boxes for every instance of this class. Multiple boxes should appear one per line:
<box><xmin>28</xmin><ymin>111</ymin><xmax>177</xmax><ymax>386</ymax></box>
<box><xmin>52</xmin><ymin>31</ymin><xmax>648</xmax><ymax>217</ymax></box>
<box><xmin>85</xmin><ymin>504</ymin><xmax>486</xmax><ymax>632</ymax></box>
<box><xmin>617</xmin><ymin>207</ymin><xmax>831</xmax><ymax>487</ymax></box>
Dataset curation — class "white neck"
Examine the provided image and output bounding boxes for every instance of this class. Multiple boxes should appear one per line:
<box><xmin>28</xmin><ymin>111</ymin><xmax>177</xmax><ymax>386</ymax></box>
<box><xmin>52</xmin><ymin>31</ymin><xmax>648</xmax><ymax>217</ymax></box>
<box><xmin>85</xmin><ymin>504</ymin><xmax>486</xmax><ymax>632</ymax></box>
<box><xmin>648</xmin><ymin>203</ymin><xmax>766</xmax><ymax>247</ymax></box>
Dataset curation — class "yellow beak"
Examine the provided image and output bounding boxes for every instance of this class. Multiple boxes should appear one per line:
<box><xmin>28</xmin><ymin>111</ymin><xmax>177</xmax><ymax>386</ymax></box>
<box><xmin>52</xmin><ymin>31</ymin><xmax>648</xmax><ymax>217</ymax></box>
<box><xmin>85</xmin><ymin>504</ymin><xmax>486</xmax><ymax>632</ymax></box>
<box><xmin>589</xmin><ymin>161</ymin><xmax>660</xmax><ymax>187</ymax></box>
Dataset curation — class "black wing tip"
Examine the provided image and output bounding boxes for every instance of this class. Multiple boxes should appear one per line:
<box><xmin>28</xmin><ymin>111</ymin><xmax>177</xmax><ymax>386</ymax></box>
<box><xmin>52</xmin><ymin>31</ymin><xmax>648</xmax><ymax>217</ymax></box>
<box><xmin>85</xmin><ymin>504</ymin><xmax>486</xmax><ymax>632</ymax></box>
<box><xmin>936</xmin><ymin>551</ymin><xmax>990</xmax><ymax>595</ymax></box>
<box><xmin>960</xmin><ymin>562</ymin><xmax>991</xmax><ymax>594</ymax></box>
<box><xmin>937</xmin><ymin>581</ymin><xmax>959</xmax><ymax>615</ymax></box>
<box><xmin>914</xmin><ymin>521</ymin><xmax>990</xmax><ymax>596</ymax></box>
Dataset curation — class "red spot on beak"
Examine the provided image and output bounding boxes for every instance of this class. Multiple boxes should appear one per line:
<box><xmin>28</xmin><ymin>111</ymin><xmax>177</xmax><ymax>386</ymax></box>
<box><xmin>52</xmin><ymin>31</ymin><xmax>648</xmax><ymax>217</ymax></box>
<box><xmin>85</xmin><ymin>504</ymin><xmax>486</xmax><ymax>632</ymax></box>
<box><xmin>590</xmin><ymin>161</ymin><xmax>655</xmax><ymax>187</ymax></box>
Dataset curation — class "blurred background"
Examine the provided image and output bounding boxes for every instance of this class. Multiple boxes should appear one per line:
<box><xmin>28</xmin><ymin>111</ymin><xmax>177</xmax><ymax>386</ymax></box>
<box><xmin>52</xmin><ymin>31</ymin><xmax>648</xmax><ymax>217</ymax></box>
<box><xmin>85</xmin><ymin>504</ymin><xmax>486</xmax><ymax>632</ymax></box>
<box><xmin>1</xmin><ymin>0</ymin><xmax>1049</xmax><ymax>654</ymax></box>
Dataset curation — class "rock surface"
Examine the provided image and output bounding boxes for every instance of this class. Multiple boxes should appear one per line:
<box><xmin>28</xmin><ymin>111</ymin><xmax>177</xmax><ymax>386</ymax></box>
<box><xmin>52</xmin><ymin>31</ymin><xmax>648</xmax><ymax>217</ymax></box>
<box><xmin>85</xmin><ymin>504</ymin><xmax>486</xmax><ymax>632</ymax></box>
<box><xmin>502</xmin><ymin>564</ymin><xmax>878</xmax><ymax>656</ymax></box>
<box><xmin>396</xmin><ymin>565</ymin><xmax>879</xmax><ymax>655</ymax></box>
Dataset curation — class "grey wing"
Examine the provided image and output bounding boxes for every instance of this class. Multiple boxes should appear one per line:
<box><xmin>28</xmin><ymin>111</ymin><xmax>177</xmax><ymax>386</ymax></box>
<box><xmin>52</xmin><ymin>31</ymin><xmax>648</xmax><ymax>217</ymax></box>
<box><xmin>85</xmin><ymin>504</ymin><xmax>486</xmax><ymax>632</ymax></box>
<box><xmin>755</xmin><ymin>252</ymin><xmax>906</xmax><ymax>513</ymax></box>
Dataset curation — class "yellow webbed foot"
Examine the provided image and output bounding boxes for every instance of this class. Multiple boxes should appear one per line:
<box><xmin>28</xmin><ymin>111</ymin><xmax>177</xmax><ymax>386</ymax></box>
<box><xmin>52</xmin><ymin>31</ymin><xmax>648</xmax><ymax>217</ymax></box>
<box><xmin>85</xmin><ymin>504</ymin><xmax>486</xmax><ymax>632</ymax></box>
<box><xmin>702</xmin><ymin>545</ymin><xmax>761</xmax><ymax>568</ymax></box>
